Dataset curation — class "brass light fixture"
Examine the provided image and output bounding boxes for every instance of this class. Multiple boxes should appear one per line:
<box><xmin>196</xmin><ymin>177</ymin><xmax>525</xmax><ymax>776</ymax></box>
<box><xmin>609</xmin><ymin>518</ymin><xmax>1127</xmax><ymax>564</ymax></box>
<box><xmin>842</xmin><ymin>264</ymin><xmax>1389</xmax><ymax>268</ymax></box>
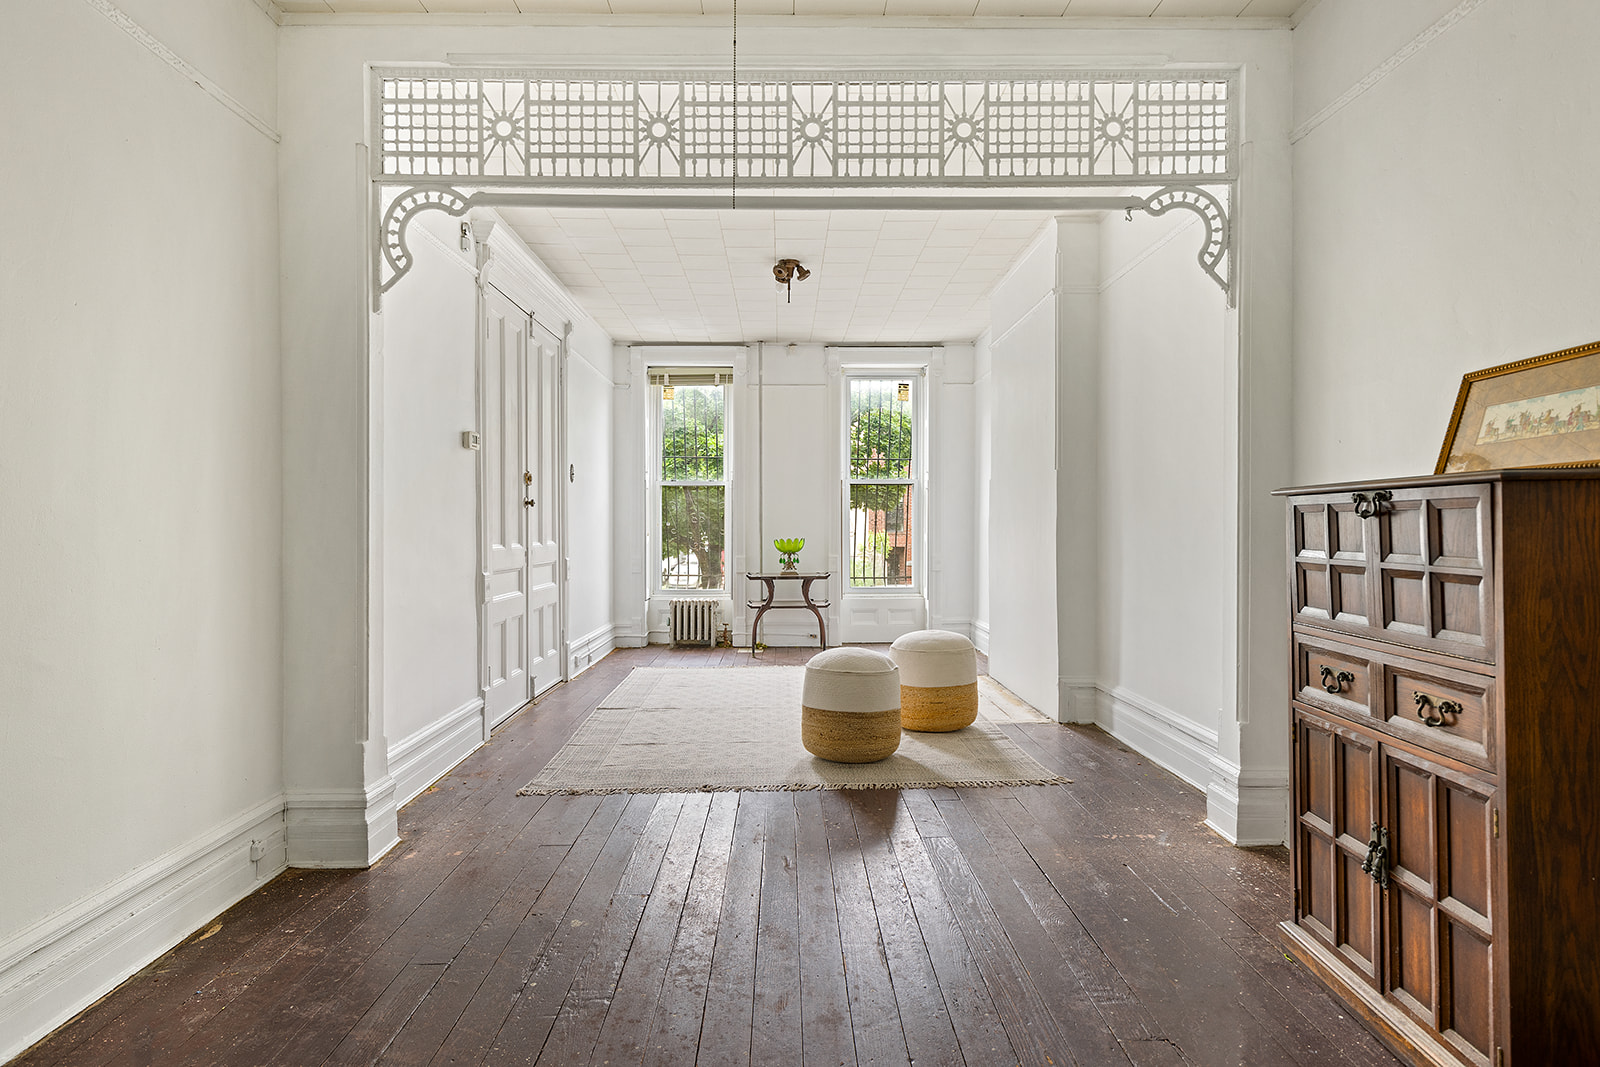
<box><xmin>773</xmin><ymin>258</ymin><xmax>811</xmax><ymax>303</ymax></box>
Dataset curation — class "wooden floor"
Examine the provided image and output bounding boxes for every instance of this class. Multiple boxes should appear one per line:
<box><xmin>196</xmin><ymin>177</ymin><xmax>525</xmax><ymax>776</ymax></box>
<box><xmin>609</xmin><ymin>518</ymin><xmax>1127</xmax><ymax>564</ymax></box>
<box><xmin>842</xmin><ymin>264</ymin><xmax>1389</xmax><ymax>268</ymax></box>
<box><xmin>13</xmin><ymin>646</ymin><xmax>1398</xmax><ymax>1067</ymax></box>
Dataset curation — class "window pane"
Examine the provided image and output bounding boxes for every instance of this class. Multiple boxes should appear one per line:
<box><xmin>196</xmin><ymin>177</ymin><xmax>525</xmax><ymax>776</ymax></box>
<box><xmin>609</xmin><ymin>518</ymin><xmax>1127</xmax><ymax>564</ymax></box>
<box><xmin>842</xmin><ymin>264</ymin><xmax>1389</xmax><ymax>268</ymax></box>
<box><xmin>848</xmin><ymin>379</ymin><xmax>913</xmax><ymax>480</ymax></box>
<box><xmin>849</xmin><ymin>483</ymin><xmax>913</xmax><ymax>587</ymax></box>
<box><xmin>661</xmin><ymin>485</ymin><xmax>726</xmax><ymax>590</ymax></box>
<box><xmin>661</xmin><ymin>384</ymin><xmax>725</xmax><ymax>482</ymax></box>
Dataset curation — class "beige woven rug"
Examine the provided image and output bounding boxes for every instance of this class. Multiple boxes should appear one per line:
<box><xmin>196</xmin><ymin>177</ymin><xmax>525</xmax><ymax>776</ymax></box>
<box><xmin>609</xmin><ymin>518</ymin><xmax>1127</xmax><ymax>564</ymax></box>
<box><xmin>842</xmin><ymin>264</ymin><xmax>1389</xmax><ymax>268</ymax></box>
<box><xmin>517</xmin><ymin>667</ymin><xmax>1068</xmax><ymax>795</ymax></box>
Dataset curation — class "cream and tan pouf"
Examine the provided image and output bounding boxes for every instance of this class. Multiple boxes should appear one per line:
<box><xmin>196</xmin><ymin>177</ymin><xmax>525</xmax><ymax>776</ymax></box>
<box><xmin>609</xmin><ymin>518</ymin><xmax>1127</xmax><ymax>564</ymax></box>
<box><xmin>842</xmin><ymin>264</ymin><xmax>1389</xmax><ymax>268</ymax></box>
<box><xmin>800</xmin><ymin>647</ymin><xmax>902</xmax><ymax>763</ymax></box>
<box><xmin>889</xmin><ymin>629</ymin><xmax>979</xmax><ymax>732</ymax></box>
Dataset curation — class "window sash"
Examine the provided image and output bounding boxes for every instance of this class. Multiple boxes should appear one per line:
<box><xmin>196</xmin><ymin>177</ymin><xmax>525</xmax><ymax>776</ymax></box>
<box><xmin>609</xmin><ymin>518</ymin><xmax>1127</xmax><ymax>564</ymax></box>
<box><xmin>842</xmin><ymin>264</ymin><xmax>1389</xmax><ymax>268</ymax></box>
<box><xmin>845</xmin><ymin>375</ymin><xmax>920</xmax><ymax>591</ymax></box>
<box><xmin>653</xmin><ymin>375</ymin><xmax>730</xmax><ymax>595</ymax></box>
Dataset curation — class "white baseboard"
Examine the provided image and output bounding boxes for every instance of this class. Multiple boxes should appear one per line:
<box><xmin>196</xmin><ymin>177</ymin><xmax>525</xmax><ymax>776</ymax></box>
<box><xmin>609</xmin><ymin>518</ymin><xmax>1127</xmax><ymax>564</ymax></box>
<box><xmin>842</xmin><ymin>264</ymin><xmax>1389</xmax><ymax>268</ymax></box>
<box><xmin>927</xmin><ymin>617</ymin><xmax>975</xmax><ymax>643</ymax></box>
<box><xmin>285</xmin><ymin>777</ymin><xmax>399</xmax><ymax>869</ymax></box>
<box><xmin>1206</xmin><ymin>756</ymin><xmax>1290</xmax><ymax>846</ymax></box>
<box><xmin>1095</xmin><ymin>686</ymin><xmax>1220</xmax><ymax>793</ymax></box>
<box><xmin>0</xmin><ymin>797</ymin><xmax>287</xmax><ymax>1065</ymax></box>
<box><xmin>1058</xmin><ymin>676</ymin><xmax>1099</xmax><ymax>724</ymax></box>
<box><xmin>566</xmin><ymin>623</ymin><xmax>616</xmax><ymax>677</ymax></box>
<box><xmin>613</xmin><ymin>632</ymin><xmax>647</xmax><ymax>648</ymax></box>
<box><xmin>972</xmin><ymin>620</ymin><xmax>990</xmax><ymax>654</ymax></box>
<box><xmin>387</xmin><ymin>699</ymin><xmax>485</xmax><ymax>810</ymax></box>
<box><xmin>1077</xmin><ymin>685</ymin><xmax>1289</xmax><ymax>847</ymax></box>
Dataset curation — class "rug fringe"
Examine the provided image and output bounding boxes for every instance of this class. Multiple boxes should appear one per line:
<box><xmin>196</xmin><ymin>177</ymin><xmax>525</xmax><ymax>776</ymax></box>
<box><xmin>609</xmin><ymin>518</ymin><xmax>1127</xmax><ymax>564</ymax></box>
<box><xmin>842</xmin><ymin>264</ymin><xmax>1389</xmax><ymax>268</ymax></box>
<box><xmin>517</xmin><ymin>775</ymin><xmax>1072</xmax><ymax>796</ymax></box>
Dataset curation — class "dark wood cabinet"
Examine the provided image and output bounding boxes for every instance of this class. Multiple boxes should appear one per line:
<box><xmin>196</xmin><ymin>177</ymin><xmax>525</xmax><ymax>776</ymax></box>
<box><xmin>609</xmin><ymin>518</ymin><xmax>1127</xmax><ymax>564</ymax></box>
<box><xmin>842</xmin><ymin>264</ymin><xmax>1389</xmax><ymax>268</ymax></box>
<box><xmin>1279</xmin><ymin>472</ymin><xmax>1600</xmax><ymax>1067</ymax></box>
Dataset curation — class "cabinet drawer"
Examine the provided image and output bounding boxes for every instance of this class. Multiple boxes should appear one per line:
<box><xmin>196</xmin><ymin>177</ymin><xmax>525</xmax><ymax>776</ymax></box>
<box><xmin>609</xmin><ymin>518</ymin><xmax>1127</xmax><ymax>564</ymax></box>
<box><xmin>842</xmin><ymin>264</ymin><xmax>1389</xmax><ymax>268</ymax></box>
<box><xmin>1379</xmin><ymin>658</ymin><xmax>1496</xmax><ymax>772</ymax></box>
<box><xmin>1293</xmin><ymin>635</ymin><xmax>1376</xmax><ymax>720</ymax></box>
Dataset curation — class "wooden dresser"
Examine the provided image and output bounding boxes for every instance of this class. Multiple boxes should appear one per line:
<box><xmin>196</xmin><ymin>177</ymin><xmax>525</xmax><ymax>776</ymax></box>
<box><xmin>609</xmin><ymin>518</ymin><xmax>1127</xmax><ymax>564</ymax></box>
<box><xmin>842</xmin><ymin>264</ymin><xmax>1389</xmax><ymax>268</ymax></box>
<box><xmin>1276</xmin><ymin>472</ymin><xmax>1600</xmax><ymax>1067</ymax></box>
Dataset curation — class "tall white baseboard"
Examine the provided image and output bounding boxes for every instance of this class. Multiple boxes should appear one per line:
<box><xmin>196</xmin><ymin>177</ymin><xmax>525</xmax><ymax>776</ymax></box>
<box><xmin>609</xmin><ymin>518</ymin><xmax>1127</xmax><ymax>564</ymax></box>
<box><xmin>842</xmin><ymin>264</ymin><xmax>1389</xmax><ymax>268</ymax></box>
<box><xmin>972</xmin><ymin>620</ymin><xmax>990</xmax><ymax>654</ymax></box>
<box><xmin>928</xmin><ymin>617</ymin><xmax>975</xmax><ymax>643</ymax></box>
<box><xmin>1058</xmin><ymin>676</ymin><xmax>1099</xmax><ymax>724</ymax></box>
<box><xmin>388</xmin><ymin>699</ymin><xmax>485</xmax><ymax>810</ymax></box>
<box><xmin>1206</xmin><ymin>756</ymin><xmax>1291</xmax><ymax>846</ymax></box>
<box><xmin>566</xmin><ymin>624</ymin><xmax>616</xmax><ymax>677</ymax></box>
<box><xmin>284</xmin><ymin>777</ymin><xmax>399</xmax><ymax>869</ymax></box>
<box><xmin>0</xmin><ymin>798</ymin><xmax>287</xmax><ymax>1065</ymax></box>
<box><xmin>1088</xmin><ymin>686</ymin><xmax>1288</xmax><ymax>845</ymax></box>
<box><xmin>1095</xmin><ymin>686</ymin><xmax>1219</xmax><ymax>792</ymax></box>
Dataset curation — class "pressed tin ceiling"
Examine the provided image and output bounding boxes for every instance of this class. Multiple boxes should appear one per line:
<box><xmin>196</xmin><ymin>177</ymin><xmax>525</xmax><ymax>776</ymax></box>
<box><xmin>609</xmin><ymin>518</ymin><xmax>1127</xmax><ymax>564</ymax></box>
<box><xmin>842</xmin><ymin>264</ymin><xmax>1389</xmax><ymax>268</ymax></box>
<box><xmin>496</xmin><ymin>206</ymin><xmax>1067</xmax><ymax>344</ymax></box>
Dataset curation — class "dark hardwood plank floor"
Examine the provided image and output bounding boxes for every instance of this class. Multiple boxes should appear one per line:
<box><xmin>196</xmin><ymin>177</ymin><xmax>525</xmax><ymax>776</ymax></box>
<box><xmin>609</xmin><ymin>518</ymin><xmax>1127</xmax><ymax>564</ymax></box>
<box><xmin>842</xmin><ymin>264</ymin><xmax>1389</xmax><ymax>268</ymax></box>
<box><xmin>11</xmin><ymin>646</ymin><xmax>1398</xmax><ymax>1067</ymax></box>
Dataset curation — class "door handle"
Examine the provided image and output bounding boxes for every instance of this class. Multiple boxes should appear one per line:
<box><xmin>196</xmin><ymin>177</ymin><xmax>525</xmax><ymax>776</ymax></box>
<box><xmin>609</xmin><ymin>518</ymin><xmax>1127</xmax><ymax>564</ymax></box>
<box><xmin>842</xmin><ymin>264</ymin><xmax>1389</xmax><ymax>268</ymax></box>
<box><xmin>1360</xmin><ymin>823</ymin><xmax>1390</xmax><ymax>889</ymax></box>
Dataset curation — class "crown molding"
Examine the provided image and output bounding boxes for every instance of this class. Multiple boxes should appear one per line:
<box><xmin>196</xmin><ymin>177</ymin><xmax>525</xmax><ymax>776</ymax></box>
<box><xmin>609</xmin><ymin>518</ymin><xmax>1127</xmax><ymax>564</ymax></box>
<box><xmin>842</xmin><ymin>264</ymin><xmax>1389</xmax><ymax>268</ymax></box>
<box><xmin>281</xmin><ymin>11</ymin><xmax>1288</xmax><ymax>29</ymax></box>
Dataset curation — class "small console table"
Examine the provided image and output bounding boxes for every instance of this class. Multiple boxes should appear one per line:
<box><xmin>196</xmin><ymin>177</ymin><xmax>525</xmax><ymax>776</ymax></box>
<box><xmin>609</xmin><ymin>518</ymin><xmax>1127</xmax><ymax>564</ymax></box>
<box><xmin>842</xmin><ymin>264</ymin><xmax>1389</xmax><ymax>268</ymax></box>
<box><xmin>746</xmin><ymin>571</ymin><xmax>830</xmax><ymax>649</ymax></box>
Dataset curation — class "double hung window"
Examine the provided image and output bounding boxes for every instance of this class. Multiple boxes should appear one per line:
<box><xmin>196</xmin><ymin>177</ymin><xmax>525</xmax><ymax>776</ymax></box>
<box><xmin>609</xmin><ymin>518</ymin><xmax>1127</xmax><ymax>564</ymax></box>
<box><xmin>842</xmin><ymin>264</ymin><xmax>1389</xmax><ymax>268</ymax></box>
<box><xmin>846</xmin><ymin>377</ymin><xmax>918</xmax><ymax>588</ymax></box>
<box><xmin>653</xmin><ymin>368</ymin><xmax>729</xmax><ymax>591</ymax></box>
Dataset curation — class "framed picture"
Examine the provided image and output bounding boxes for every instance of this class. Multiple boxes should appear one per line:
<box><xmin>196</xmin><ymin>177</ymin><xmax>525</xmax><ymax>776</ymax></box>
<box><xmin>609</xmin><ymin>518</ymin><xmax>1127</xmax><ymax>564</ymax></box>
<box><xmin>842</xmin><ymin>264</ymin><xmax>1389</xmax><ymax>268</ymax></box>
<box><xmin>1435</xmin><ymin>340</ymin><xmax>1600</xmax><ymax>474</ymax></box>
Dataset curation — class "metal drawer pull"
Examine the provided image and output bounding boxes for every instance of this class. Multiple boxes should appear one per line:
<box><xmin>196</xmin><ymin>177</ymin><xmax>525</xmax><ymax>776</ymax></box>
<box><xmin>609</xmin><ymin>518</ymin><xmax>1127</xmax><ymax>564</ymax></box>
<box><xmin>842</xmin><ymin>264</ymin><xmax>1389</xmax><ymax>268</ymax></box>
<box><xmin>1319</xmin><ymin>665</ymin><xmax>1355</xmax><ymax>693</ymax></box>
<box><xmin>1351</xmin><ymin>489</ymin><xmax>1393</xmax><ymax>518</ymax></box>
<box><xmin>1412</xmin><ymin>691</ymin><xmax>1463</xmax><ymax>727</ymax></box>
<box><xmin>1360</xmin><ymin>823</ymin><xmax>1390</xmax><ymax>888</ymax></box>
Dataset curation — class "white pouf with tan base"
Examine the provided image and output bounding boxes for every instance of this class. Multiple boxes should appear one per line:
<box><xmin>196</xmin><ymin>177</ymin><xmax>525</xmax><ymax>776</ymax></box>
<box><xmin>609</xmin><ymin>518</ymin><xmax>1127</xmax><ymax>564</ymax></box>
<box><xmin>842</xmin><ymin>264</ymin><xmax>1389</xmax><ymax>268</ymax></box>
<box><xmin>800</xmin><ymin>647</ymin><xmax>902</xmax><ymax>763</ymax></box>
<box><xmin>890</xmin><ymin>629</ymin><xmax>979</xmax><ymax>732</ymax></box>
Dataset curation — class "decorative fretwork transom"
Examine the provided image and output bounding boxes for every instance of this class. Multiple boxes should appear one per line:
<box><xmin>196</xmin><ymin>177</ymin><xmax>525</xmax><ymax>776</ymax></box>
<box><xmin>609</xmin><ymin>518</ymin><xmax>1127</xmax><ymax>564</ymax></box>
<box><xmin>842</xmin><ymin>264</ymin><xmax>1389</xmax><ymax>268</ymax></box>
<box><xmin>373</xmin><ymin>68</ymin><xmax>1236</xmax><ymax>186</ymax></box>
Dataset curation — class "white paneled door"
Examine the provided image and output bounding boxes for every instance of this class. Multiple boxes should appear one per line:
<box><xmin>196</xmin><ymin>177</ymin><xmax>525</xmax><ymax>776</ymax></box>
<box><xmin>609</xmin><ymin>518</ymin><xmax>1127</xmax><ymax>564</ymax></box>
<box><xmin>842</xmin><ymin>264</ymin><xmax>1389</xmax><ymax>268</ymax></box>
<box><xmin>481</xmin><ymin>287</ymin><xmax>562</xmax><ymax>729</ymax></box>
<box><xmin>523</xmin><ymin>317</ymin><xmax>562</xmax><ymax>701</ymax></box>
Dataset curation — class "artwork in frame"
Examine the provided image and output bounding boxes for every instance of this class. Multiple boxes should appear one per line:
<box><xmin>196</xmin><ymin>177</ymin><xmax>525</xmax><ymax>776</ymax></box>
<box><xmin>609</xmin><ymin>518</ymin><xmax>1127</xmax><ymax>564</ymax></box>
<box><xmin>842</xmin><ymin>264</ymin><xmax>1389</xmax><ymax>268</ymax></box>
<box><xmin>1436</xmin><ymin>340</ymin><xmax>1600</xmax><ymax>474</ymax></box>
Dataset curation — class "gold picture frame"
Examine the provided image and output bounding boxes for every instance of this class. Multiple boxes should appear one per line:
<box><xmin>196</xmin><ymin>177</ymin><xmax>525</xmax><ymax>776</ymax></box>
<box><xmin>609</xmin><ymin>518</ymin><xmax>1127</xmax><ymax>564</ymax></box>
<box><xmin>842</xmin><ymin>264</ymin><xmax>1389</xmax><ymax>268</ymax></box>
<box><xmin>1435</xmin><ymin>340</ymin><xmax>1600</xmax><ymax>474</ymax></box>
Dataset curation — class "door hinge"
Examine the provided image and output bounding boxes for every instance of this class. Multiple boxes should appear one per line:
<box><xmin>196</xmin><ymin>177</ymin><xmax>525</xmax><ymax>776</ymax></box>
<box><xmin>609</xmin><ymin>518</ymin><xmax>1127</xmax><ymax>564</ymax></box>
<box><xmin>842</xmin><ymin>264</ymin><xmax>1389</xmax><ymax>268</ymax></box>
<box><xmin>1493</xmin><ymin>807</ymin><xmax>1499</xmax><ymax>839</ymax></box>
<box><xmin>1496</xmin><ymin>1046</ymin><xmax>1504</xmax><ymax>1067</ymax></box>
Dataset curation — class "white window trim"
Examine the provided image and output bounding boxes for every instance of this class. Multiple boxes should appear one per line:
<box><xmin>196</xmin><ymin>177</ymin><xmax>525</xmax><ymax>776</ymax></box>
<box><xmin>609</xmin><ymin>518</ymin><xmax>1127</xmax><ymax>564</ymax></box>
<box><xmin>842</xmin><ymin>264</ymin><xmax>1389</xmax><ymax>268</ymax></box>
<box><xmin>648</xmin><ymin>370</ymin><xmax>734</xmax><ymax>598</ymax></box>
<box><xmin>840</xmin><ymin>366</ymin><xmax>929</xmax><ymax>597</ymax></box>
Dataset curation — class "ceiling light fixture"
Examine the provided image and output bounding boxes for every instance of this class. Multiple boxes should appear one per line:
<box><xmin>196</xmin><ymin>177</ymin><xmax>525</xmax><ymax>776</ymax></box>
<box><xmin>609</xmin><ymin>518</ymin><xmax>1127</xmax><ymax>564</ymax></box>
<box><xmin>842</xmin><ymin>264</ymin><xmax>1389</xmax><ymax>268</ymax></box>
<box><xmin>773</xmin><ymin>259</ymin><xmax>810</xmax><ymax>303</ymax></box>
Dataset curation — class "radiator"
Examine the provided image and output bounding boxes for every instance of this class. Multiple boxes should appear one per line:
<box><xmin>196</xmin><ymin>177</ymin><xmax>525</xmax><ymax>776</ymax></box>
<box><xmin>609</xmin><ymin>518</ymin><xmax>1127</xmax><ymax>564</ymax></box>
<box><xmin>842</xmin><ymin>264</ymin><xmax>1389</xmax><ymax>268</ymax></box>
<box><xmin>669</xmin><ymin>599</ymin><xmax>718</xmax><ymax>647</ymax></box>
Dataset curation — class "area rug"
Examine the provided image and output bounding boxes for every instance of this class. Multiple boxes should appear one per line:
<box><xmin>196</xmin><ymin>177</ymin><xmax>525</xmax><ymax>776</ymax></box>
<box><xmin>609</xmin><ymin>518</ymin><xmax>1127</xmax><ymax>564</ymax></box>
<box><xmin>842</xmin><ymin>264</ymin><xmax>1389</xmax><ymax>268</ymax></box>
<box><xmin>517</xmin><ymin>667</ymin><xmax>1068</xmax><ymax>795</ymax></box>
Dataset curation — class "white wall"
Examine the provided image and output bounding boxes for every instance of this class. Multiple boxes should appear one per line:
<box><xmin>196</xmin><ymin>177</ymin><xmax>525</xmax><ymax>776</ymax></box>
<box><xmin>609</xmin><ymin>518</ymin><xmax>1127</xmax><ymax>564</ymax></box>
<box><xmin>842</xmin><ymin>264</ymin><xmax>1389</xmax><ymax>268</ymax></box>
<box><xmin>756</xmin><ymin>346</ymin><xmax>833</xmax><ymax>645</ymax></box>
<box><xmin>615</xmin><ymin>343</ymin><xmax>970</xmax><ymax>647</ymax></box>
<box><xmin>380</xmin><ymin>213</ymin><xmax>481</xmax><ymax>753</ymax></box>
<box><xmin>379</xmin><ymin>212</ymin><xmax>616</xmax><ymax>805</ymax></box>
<box><xmin>1292</xmin><ymin>0</ymin><xmax>1600</xmax><ymax>483</ymax></box>
<box><xmin>986</xmin><ymin>228</ymin><xmax>1061</xmax><ymax>714</ymax></box>
<box><xmin>0</xmin><ymin>0</ymin><xmax>284</xmax><ymax>1057</ymax></box>
<box><xmin>565</xmin><ymin>326</ymin><xmax>617</xmax><ymax>670</ymax></box>
<box><xmin>931</xmin><ymin>344</ymin><xmax>978</xmax><ymax>637</ymax></box>
<box><xmin>972</xmin><ymin>335</ymin><xmax>994</xmax><ymax>652</ymax></box>
<box><xmin>1096</xmin><ymin>209</ymin><xmax>1231</xmax><ymax>778</ymax></box>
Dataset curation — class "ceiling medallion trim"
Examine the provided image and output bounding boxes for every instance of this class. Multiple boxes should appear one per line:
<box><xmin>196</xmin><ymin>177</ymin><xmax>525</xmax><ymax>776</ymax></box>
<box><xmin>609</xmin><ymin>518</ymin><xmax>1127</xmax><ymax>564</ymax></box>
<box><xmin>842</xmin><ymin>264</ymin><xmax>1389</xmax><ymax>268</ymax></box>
<box><xmin>370</xmin><ymin>66</ymin><xmax>1239</xmax><ymax>303</ymax></box>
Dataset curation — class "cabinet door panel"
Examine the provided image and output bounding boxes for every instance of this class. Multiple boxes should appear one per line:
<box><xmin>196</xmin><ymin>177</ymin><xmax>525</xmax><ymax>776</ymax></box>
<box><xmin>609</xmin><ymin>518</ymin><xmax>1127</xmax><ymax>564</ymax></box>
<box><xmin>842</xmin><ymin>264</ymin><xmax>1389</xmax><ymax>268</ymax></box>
<box><xmin>1442</xmin><ymin>919</ymin><xmax>1494</xmax><ymax>1062</ymax></box>
<box><xmin>1294</xmin><ymin>705</ymin><xmax>1381</xmax><ymax>982</ymax></box>
<box><xmin>1381</xmin><ymin>746</ymin><xmax>1499</xmax><ymax>1058</ymax></box>
<box><xmin>1390</xmin><ymin>887</ymin><xmax>1437</xmax><ymax>1021</ymax></box>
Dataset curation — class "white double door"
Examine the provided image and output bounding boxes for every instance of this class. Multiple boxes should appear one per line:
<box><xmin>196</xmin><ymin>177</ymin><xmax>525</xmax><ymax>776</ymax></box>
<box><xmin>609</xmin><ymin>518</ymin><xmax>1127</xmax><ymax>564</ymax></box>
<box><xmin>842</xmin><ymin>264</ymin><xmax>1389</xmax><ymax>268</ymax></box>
<box><xmin>482</xmin><ymin>285</ymin><xmax>562</xmax><ymax>727</ymax></box>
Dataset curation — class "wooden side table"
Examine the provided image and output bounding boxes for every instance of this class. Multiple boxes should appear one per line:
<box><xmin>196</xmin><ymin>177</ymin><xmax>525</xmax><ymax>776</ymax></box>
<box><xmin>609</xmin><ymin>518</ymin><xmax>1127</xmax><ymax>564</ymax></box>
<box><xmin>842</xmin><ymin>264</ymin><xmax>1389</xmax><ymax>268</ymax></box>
<box><xmin>746</xmin><ymin>571</ymin><xmax>830</xmax><ymax>649</ymax></box>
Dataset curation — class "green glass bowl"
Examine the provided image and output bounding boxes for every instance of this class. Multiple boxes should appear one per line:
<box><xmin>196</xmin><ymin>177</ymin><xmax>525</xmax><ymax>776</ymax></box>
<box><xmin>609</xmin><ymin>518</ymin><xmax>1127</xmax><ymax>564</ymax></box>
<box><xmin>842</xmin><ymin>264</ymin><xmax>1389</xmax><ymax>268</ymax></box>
<box><xmin>774</xmin><ymin>537</ymin><xmax>805</xmax><ymax>554</ymax></box>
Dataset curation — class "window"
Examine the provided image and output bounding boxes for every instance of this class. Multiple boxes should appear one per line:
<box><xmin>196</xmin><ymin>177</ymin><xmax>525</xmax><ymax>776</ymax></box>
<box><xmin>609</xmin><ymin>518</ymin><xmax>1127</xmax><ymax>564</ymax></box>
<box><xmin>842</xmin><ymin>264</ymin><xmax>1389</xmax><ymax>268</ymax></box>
<box><xmin>847</xmin><ymin>377</ymin><xmax>917</xmax><ymax>588</ymax></box>
<box><xmin>653</xmin><ymin>368</ymin><xmax>729</xmax><ymax>591</ymax></box>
